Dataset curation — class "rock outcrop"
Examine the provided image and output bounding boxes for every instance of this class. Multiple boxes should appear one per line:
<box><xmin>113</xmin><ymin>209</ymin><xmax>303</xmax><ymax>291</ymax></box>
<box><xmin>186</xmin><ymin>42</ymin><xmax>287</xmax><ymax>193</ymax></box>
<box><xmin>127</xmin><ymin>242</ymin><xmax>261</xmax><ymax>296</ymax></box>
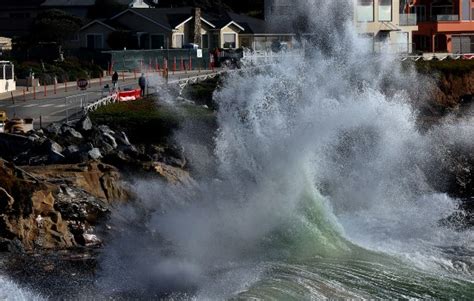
<box><xmin>0</xmin><ymin>160</ymin><xmax>128</xmax><ymax>252</ymax></box>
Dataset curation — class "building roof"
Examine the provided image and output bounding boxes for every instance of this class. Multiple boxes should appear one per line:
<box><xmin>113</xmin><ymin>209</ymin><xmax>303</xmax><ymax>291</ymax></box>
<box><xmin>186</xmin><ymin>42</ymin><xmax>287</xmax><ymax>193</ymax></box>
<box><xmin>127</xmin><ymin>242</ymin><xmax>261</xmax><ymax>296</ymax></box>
<box><xmin>112</xmin><ymin>7</ymin><xmax>216</xmax><ymax>30</ymax></box>
<box><xmin>41</xmin><ymin>0</ymin><xmax>95</xmax><ymax>6</ymax></box>
<box><xmin>225</xmin><ymin>12</ymin><xmax>293</xmax><ymax>34</ymax></box>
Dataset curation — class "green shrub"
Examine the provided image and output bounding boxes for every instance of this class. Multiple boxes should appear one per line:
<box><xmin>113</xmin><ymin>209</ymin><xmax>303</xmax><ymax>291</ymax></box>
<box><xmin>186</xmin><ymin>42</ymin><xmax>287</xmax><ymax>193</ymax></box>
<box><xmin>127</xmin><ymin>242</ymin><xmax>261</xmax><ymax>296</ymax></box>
<box><xmin>90</xmin><ymin>99</ymin><xmax>180</xmax><ymax>144</ymax></box>
<box><xmin>414</xmin><ymin>60</ymin><xmax>474</xmax><ymax>75</ymax></box>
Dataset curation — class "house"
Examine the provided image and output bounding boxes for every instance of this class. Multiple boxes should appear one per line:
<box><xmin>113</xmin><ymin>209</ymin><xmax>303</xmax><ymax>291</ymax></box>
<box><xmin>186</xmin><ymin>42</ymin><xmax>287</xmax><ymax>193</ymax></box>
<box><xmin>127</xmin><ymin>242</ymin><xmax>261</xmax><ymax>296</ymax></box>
<box><xmin>410</xmin><ymin>0</ymin><xmax>474</xmax><ymax>53</ymax></box>
<box><xmin>354</xmin><ymin>0</ymin><xmax>419</xmax><ymax>53</ymax></box>
<box><xmin>74</xmin><ymin>6</ymin><xmax>295</xmax><ymax>51</ymax></box>
<box><xmin>225</xmin><ymin>12</ymin><xmax>295</xmax><ymax>51</ymax></box>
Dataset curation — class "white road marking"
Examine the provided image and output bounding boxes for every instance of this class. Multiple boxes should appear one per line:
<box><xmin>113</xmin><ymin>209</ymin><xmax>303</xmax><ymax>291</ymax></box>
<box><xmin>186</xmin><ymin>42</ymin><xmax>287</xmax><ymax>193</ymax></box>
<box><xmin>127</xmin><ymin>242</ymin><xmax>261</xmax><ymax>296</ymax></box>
<box><xmin>7</xmin><ymin>104</ymin><xmax>20</xmax><ymax>108</ymax></box>
<box><xmin>39</xmin><ymin>103</ymin><xmax>55</xmax><ymax>108</ymax></box>
<box><xmin>55</xmin><ymin>104</ymin><xmax>67</xmax><ymax>108</ymax></box>
<box><xmin>23</xmin><ymin>104</ymin><xmax>39</xmax><ymax>108</ymax></box>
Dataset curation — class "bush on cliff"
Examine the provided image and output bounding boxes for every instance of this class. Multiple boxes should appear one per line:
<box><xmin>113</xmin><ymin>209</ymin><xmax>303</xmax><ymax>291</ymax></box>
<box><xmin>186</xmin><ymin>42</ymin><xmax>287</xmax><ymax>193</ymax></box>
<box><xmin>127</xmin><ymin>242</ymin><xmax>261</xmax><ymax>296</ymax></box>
<box><xmin>89</xmin><ymin>98</ymin><xmax>179</xmax><ymax>144</ymax></box>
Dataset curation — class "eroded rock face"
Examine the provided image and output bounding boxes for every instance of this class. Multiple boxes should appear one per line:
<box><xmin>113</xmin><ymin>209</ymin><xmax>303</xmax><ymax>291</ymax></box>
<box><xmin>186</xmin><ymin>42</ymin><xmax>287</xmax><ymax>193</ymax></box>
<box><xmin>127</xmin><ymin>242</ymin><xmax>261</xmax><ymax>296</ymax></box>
<box><xmin>0</xmin><ymin>161</ymin><xmax>129</xmax><ymax>252</ymax></box>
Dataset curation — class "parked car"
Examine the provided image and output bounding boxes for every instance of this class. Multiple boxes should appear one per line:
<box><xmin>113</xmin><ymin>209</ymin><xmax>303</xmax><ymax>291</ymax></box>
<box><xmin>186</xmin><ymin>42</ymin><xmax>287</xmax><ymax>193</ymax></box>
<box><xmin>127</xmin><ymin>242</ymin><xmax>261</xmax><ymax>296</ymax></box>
<box><xmin>183</xmin><ymin>43</ymin><xmax>199</xmax><ymax>49</ymax></box>
<box><xmin>0</xmin><ymin>121</ymin><xmax>4</xmax><ymax>133</ymax></box>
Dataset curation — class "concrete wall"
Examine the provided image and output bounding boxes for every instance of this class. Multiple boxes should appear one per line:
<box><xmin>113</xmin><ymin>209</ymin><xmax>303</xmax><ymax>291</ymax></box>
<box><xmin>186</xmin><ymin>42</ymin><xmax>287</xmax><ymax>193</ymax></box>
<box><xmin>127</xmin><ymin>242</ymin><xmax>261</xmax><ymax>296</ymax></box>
<box><xmin>0</xmin><ymin>79</ymin><xmax>16</xmax><ymax>93</ymax></box>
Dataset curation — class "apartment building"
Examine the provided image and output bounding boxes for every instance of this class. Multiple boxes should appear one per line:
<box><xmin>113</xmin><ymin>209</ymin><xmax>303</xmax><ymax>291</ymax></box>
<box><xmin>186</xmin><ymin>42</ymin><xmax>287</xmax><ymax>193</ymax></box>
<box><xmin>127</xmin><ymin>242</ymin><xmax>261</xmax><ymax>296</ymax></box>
<box><xmin>355</xmin><ymin>0</ymin><xmax>419</xmax><ymax>53</ymax></box>
<box><xmin>410</xmin><ymin>0</ymin><xmax>474</xmax><ymax>53</ymax></box>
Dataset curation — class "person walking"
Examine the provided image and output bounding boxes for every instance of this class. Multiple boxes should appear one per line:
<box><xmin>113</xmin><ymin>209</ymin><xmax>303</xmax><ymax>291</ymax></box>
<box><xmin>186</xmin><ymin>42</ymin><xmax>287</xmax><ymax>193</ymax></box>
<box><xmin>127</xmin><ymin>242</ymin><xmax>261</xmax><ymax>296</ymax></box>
<box><xmin>111</xmin><ymin>71</ymin><xmax>119</xmax><ymax>90</ymax></box>
<box><xmin>138</xmin><ymin>73</ymin><xmax>146</xmax><ymax>97</ymax></box>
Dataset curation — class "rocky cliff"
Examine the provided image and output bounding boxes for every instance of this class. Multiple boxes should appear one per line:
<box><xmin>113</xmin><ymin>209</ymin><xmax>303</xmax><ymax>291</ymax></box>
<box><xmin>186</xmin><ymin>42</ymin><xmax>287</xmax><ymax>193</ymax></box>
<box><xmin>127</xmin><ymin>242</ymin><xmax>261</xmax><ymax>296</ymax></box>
<box><xmin>0</xmin><ymin>160</ymin><xmax>128</xmax><ymax>251</ymax></box>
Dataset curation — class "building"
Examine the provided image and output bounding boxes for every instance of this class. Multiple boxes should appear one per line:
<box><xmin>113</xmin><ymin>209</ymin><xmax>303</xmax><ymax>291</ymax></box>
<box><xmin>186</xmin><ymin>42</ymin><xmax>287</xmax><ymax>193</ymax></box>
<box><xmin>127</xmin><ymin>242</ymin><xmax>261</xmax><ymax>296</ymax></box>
<box><xmin>355</xmin><ymin>0</ymin><xmax>419</xmax><ymax>53</ymax></box>
<box><xmin>227</xmin><ymin>12</ymin><xmax>295</xmax><ymax>51</ymax></box>
<box><xmin>74</xmin><ymin>7</ymin><xmax>293</xmax><ymax>51</ymax></box>
<box><xmin>410</xmin><ymin>0</ymin><xmax>474</xmax><ymax>53</ymax></box>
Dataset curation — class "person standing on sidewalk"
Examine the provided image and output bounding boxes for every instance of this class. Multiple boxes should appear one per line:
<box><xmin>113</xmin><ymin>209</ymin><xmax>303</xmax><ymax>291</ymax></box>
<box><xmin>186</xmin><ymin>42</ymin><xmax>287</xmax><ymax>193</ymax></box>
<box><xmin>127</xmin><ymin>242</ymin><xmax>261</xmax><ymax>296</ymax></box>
<box><xmin>112</xmin><ymin>71</ymin><xmax>119</xmax><ymax>90</ymax></box>
<box><xmin>138</xmin><ymin>73</ymin><xmax>146</xmax><ymax>97</ymax></box>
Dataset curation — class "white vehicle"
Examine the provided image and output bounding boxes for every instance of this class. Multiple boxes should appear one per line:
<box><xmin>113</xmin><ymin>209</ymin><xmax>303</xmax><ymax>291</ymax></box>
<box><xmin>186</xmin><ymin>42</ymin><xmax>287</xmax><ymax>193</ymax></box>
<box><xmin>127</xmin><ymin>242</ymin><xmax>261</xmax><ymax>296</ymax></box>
<box><xmin>0</xmin><ymin>121</ymin><xmax>4</xmax><ymax>133</ymax></box>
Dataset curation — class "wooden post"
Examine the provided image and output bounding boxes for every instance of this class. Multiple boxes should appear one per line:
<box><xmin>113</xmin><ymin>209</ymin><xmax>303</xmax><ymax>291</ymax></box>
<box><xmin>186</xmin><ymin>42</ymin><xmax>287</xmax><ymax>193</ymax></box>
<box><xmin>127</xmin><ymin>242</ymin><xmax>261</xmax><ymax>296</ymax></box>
<box><xmin>44</xmin><ymin>84</ymin><xmax>47</xmax><ymax>97</ymax></box>
<box><xmin>54</xmin><ymin>82</ymin><xmax>57</xmax><ymax>94</ymax></box>
<box><xmin>33</xmin><ymin>85</ymin><xmax>36</xmax><ymax>99</ymax></box>
<box><xmin>65</xmin><ymin>82</ymin><xmax>68</xmax><ymax>92</ymax></box>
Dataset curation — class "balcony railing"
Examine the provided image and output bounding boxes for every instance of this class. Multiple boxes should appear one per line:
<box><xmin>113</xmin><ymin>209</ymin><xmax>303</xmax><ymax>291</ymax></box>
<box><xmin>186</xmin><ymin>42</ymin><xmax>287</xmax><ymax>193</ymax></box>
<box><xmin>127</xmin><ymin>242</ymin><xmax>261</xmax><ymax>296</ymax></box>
<box><xmin>374</xmin><ymin>42</ymin><xmax>415</xmax><ymax>54</ymax></box>
<box><xmin>399</xmin><ymin>14</ymin><xmax>417</xmax><ymax>26</ymax></box>
<box><xmin>432</xmin><ymin>14</ymin><xmax>459</xmax><ymax>21</ymax></box>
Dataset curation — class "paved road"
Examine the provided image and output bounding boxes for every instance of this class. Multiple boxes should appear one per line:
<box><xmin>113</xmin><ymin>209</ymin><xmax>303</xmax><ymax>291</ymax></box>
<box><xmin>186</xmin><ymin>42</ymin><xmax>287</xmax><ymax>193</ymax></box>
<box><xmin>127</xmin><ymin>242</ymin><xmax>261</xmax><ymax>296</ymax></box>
<box><xmin>0</xmin><ymin>70</ymin><xmax>219</xmax><ymax>126</ymax></box>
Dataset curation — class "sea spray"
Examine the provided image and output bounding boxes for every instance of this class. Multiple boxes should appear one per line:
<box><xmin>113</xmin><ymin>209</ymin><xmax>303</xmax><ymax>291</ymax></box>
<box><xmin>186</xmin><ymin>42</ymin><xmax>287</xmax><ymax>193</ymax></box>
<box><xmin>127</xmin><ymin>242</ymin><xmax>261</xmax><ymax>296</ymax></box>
<box><xmin>98</xmin><ymin>0</ymin><xmax>474</xmax><ymax>299</ymax></box>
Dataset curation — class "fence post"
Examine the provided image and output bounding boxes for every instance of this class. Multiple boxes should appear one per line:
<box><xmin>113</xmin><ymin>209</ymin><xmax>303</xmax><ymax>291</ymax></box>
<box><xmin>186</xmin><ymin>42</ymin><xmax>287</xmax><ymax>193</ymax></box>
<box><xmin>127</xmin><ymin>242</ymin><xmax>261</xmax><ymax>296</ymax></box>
<box><xmin>54</xmin><ymin>82</ymin><xmax>57</xmax><ymax>94</ymax></box>
<box><xmin>10</xmin><ymin>91</ymin><xmax>14</xmax><ymax>104</ymax></box>
<box><xmin>44</xmin><ymin>84</ymin><xmax>47</xmax><ymax>97</ymax></box>
<box><xmin>33</xmin><ymin>85</ymin><xmax>36</xmax><ymax>100</ymax></box>
<box><xmin>65</xmin><ymin>82</ymin><xmax>68</xmax><ymax>93</ymax></box>
<box><xmin>189</xmin><ymin>56</ymin><xmax>192</xmax><ymax>71</ymax></box>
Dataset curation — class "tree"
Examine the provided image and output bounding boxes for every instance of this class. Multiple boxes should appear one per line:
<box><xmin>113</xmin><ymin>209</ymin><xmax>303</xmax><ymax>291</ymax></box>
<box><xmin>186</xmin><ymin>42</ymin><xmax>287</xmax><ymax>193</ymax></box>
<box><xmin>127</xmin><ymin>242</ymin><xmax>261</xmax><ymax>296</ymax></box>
<box><xmin>32</xmin><ymin>10</ymin><xmax>82</xmax><ymax>44</ymax></box>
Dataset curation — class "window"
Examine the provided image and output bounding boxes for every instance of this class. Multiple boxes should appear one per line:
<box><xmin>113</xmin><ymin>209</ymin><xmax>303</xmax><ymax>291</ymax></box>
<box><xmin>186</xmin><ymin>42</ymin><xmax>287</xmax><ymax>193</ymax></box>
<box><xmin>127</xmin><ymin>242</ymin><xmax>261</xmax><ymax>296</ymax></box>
<box><xmin>379</xmin><ymin>0</ymin><xmax>392</xmax><ymax>21</ymax></box>
<box><xmin>462</xmin><ymin>0</ymin><xmax>470</xmax><ymax>20</ymax></box>
<box><xmin>202</xmin><ymin>34</ymin><xmax>209</xmax><ymax>49</ymax></box>
<box><xmin>356</xmin><ymin>0</ymin><xmax>374</xmax><ymax>22</ymax></box>
<box><xmin>150</xmin><ymin>34</ymin><xmax>165</xmax><ymax>49</ymax></box>
<box><xmin>86</xmin><ymin>34</ymin><xmax>103</xmax><ymax>49</ymax></box>
<box><xmin>410</xmin><ymin>5</ymin><xmax>426</xmax><ymax>22</ymax></box>
<box><xmin>223</xmin><ymin>33</ymin><xmax>236</xmax><ymax>48</ymax></box>
<box><xmin>174</xmin><ymin>34</ymin><xmax>184</xmax><ymax>48</ymax></box>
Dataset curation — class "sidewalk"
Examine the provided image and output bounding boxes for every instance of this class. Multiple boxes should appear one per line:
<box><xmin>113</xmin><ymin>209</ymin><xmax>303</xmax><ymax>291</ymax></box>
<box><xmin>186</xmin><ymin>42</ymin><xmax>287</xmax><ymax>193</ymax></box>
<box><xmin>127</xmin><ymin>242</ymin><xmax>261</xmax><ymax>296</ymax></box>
<box><xmin>0</xmin><ymin>68</ymin><xmax>218</xmax><ymax>101</ymax></box>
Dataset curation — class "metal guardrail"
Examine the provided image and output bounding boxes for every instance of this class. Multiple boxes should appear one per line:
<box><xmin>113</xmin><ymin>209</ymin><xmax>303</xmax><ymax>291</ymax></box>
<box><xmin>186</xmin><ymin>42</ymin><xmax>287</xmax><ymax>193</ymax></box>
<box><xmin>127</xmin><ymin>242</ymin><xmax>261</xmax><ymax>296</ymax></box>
<box><xmin>432</xmin><ymin>14</ymin><xmax>459</xmax><ymax>21</ymax></box>
<box><xmin>84</xmin><ymin>94</ymin><xmax>117</xmax><ymax>112</ymax></box>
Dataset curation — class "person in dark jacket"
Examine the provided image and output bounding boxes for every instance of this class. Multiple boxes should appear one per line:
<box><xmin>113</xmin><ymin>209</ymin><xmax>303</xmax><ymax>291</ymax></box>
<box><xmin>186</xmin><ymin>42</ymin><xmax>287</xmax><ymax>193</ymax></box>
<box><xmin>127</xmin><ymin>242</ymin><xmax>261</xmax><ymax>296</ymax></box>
<box><xmin>138</xmin><ymin>73</ymin><xmax>146</xmax><ymax>97</ymax></box>
<box><xmin>112</xmin><ymin>71</ymin><xmax>119</xmax><ymax>90</ymax></box>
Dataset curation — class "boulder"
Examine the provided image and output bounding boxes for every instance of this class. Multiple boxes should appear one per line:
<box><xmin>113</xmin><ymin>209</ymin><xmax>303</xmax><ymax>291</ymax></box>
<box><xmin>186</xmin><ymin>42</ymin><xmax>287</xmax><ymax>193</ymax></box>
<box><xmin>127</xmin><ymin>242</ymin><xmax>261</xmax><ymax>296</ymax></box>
<box><xmin>76</xmin><ymin>115</ymin><xmax>93</xmax><ymax>132</ymax></box>
<box><xmin>88</xmin><ymin>148</ymin><xmax>102</xmax><ymax>160</ymax></box>
<box><xmin>103</xmin><ymin>132</ymin><xmax>117</xmax><ymax>149</ymax></box>
<box><xmin>61</xmin><ymin>125</ymin><xmax>83</xmax><ymax>140</ymax></box>
<box><xmin>115</xmin><ymin>131</ymin><xmax>131</xmax><ymax>146</ymax></box>
<box><xmin>98</xmin><ymin>125</ymin><xmax>114</xmax><ymax>135</ymax></box>
<box><xmin>44</xmin><ymin>123</ymin><xmax>61</xmax><ymax>136</ymax></box>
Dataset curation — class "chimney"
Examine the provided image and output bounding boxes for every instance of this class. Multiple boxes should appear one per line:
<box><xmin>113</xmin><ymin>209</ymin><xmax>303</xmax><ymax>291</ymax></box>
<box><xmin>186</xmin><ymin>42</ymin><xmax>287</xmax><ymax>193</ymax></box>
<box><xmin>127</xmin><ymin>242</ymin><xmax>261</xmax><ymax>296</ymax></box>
<box><xmin>193</xmin><ymin>8</ymin><xmax>202</xmax><ymax>46</ymax></box>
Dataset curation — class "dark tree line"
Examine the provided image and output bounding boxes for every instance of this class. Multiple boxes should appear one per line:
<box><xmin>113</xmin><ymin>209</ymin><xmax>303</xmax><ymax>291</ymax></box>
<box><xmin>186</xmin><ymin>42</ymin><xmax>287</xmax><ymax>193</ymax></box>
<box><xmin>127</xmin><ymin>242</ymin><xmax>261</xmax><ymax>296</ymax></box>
<box><xmin>156</xmin><ymin>0</ymin><xmax>264</xmax><ymax>17</ymax></box>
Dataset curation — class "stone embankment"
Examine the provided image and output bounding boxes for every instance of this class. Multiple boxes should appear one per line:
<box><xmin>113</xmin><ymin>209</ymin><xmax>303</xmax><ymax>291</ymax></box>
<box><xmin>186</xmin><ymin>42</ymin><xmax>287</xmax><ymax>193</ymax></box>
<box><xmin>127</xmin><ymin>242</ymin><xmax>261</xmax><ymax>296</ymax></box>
<box><xmin>0</xmin><ymin>115</ymin><xmax>190</xmax><ymax>252</ymax></box>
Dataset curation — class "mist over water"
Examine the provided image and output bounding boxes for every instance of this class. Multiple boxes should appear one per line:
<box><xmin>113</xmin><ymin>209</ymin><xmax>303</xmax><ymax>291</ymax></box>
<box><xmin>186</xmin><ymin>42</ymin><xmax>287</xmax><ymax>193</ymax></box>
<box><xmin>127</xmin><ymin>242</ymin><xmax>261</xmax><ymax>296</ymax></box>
<box><xmin>98</xmin><ymin>0</ymin><xmax>474</xmax><ymax>299</ymax></box>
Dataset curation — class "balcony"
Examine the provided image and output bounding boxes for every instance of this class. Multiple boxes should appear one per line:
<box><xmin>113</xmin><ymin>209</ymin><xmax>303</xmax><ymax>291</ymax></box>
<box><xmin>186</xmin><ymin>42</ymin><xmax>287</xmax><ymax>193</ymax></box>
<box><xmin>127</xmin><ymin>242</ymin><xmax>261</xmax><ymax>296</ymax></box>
<box><xmin>399</xmin><ymin>14</ymin><xmax>417</xmax><ymax>26</ymax></box>
<box><xmin>432</xmin><ymin>14</ymin><xmax>459</xmax><ymax>21</ymax></box>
